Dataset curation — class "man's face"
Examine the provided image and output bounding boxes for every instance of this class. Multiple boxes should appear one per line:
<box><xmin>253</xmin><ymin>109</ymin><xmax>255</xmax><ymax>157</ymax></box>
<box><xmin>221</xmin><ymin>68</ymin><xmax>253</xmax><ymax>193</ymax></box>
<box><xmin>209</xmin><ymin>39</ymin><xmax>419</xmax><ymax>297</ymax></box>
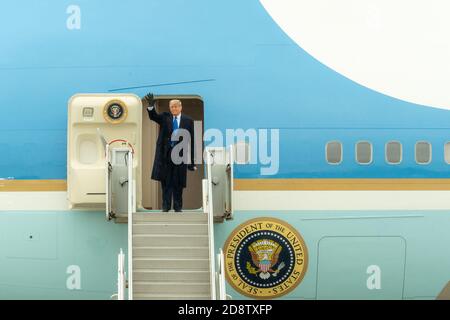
<box><xmin>169</xmin><ymin>100</ymin><xmax>182</xmax><ymax>116</ymax></box>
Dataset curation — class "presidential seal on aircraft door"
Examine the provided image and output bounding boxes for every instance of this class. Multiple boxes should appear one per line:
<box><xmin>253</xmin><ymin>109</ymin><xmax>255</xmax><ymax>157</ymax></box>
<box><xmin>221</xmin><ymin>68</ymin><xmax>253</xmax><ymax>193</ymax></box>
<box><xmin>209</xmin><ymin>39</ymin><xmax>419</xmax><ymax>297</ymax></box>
<box><xmin>223</xmin><ymin>217</ymin><xmax>308</xmax><ymax>299</ymax></box>
<box><xmin>103</xmin><ymin>99</ymin><xmax>128</xmax><ymax>124</ymax></box>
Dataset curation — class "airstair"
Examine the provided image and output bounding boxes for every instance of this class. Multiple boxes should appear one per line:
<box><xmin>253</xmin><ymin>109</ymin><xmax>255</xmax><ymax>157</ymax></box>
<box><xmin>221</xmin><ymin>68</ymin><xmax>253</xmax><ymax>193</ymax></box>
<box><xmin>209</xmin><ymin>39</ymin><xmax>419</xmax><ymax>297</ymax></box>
<box><xmin>131</xmin><ymin>211</ymin><xmax>210</xmax><ymax>300</ymax></box>
<box><xmin>110</xmin><ymin>146</ymin><xmax>233</xmax><ymax>300</ymax></box>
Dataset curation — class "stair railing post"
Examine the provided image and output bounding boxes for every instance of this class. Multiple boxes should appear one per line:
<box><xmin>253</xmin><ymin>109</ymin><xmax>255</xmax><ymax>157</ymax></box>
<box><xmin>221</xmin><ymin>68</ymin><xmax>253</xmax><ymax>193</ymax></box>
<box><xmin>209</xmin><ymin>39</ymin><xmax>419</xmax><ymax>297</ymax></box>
<box><xmin>206</xmin><ymin>149</ymin><xmax>217</xmax><ymax>299</ymax></box>
<box><xmin>118</xmin><ymin>248</ymin><xmax>125</xmax><ymax>300</ymax></box>
<box><xmin>127</xmin><ymin>150</ymin><xmax>134</xmax><ymax>300</ymax></box>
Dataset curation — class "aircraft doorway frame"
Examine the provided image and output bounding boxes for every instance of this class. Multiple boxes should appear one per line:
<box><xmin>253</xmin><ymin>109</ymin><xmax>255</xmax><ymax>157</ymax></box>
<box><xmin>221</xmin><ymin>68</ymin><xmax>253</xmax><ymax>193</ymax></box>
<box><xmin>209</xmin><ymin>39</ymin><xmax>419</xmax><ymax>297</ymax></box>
<box><xmin>141</xmin><ymin>95</ymin><xmax>205</xmax><ymax>211</ymax></box>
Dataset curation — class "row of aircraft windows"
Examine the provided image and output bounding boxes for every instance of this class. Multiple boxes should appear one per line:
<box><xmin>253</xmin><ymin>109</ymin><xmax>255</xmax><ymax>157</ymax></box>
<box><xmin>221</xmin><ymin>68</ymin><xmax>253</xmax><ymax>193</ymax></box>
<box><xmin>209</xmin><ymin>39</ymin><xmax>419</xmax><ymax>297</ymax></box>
<box><xmin>325</xmin><ymin>141</ymin><xmax>448</xmax><ymax>165</ymax></box>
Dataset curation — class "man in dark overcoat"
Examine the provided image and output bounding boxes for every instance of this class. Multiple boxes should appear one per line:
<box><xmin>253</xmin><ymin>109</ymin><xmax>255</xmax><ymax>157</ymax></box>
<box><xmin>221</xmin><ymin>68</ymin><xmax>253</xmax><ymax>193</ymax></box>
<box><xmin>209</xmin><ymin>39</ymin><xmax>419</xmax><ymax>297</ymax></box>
<box><xmin>143</xmin><ymin>93</ymin><xmax>197</xmax><ymax>212</ymax></box>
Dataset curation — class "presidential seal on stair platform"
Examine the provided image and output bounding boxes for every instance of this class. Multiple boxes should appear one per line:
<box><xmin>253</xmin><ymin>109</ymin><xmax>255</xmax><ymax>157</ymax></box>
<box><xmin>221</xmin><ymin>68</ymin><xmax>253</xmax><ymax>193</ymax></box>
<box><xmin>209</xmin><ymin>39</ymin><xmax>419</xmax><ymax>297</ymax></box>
<box><xmin>223</xmin><ymin>217</ymin><xmax>308</xmax><ymax>299</ymax></box>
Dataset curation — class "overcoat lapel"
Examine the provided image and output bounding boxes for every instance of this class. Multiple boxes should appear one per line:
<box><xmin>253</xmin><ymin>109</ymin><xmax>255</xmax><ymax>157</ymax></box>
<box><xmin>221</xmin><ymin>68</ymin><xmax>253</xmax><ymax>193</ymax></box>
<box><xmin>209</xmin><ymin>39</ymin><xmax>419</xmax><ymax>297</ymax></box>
<box><xmin>168</xmin><ymin>115</ymin><xmax>173</xmax><ymax>133</ymax></box>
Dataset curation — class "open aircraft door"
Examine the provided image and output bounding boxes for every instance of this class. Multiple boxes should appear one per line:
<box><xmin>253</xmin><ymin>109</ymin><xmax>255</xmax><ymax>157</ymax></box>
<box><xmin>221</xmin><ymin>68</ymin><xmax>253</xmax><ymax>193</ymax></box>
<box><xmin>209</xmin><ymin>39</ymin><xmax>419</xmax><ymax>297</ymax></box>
<box><xmin>67</xmin><ymin>94</ymin><xmax>142</xmax><ymax>214</ymax></box>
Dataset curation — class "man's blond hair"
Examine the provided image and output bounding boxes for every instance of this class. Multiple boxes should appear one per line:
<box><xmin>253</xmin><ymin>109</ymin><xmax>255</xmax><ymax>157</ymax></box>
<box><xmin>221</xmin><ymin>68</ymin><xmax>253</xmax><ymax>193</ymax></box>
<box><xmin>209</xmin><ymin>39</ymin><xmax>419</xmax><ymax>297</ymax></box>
<box><xmin>169</xmin><ymin>99</ymin><xmax>182</xmax><ymax>107</ymax></box>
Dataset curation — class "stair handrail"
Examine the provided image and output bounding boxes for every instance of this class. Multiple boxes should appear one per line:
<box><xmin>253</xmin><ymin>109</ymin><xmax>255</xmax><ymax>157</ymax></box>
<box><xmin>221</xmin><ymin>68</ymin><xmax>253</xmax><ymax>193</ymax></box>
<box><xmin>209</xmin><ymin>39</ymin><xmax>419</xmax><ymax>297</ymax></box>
<box><xmin>206</xmin><ymin>149</ymin><xmax>217</xmax><ymax>299</ymax></box>
<box><xmin>117</xmin><ymin>248</ymin><xmax>126</xmax><ymax>300</ymax></box>
<box><xmin>127</xmin><ymin>150</ymin><xmax>134</xmax><ymax>300</ymax></box>
<box><xmin>216</xmin><ymin>248</ymin><xmax>227</xmax><ymax>300</ymax></box>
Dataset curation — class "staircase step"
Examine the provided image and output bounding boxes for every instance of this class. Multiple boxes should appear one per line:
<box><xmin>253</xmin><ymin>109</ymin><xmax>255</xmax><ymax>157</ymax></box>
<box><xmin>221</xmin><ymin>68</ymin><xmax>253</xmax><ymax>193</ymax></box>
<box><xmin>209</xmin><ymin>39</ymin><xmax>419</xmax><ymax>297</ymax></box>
<box><xmin>133</xmin><ymin>223</ymin><xmax>208</xmax><ymax>235</ymax></box>
<box><xmin>131</xmin><ymin>211</ymin><xmax>211</xmax><ymax>299</ymax></box>
<box><xmin>133</xmin><ymin>293</ymin><xmax>211</xmax><ymax>300</ymax></box>
<box><xmin>114</xmin><ymin>214</ymin><xmax>128</xmax><ymax>224</ymax></box>
<box><xmin>133</xmin><ymin>212</ymin><xmax>207</xmax><ymax>223</ymax></box>
<box><xmin>133</xmin><ymin>269</ymin><xmax>210</xmax><ymax>282</ymax></box>
<box><xmin>133</xmin><ymin>234</ymin><xmax>208</xmax><ymax>247</ymax></box>
<box><xmin>133</xmin><ymin>281</ymin><xmax>210</xmax><ymax>294</ymax></box>
<box><xmin>133</xmin><ymin>258</ymin><xmax>209</xmax><ymax>270</ymax></box>
<box><xmin>133</xmin><ymin>246</ymin><xmax>209</xmax><ymax>258</ymax></box>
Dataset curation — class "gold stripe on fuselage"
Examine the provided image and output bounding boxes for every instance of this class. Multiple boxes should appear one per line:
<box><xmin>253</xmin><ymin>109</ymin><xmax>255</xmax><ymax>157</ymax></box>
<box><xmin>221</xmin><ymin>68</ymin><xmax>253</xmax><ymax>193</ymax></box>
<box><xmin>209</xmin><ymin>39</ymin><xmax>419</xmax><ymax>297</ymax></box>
<box><xmin>0</xmin><ymin>180</ymin><xmax>67</xmax><ymax>192</ymax></box>
<box><xmin>2</xmin><ymin>178</ymin><xmax>450</xmax><ymax>192</ymax></box>
<box><xmin>234</xmin><ymin>178</ymin><xmax>450</xmax><ymax>191</ymax></box>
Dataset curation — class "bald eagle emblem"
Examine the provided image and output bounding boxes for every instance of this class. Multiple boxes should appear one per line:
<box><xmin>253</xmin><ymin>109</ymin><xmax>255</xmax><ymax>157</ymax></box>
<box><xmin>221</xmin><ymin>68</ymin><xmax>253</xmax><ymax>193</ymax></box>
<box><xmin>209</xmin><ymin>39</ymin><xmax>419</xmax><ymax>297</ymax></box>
<box><xmin>103</xmin><ymin>100</ymin><xmax>128</xmax><ymax>124</ymax></box>
<box><xmin>108</xmin><ymin>103</ymin><xmax>123</xmax><ymax>120</ymax></box>
<box><xmin>247</xmin><ymin>239</ymin><xmax>285</xmax><ymax>280</ymax></box>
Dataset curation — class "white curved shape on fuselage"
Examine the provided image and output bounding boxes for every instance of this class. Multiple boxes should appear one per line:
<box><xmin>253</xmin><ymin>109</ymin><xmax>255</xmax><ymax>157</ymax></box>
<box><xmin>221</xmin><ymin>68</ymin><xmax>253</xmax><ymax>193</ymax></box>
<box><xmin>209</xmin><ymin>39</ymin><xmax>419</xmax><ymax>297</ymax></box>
<box><xmin>260</xmin><ymin>0</ymin><xmax>450</xmax><ymax>110</ymax></box>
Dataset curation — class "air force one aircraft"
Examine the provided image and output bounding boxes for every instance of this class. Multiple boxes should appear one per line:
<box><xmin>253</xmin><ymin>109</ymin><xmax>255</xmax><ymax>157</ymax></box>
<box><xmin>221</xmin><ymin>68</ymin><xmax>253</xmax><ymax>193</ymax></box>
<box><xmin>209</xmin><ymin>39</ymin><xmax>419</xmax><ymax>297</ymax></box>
<box><xmin>0</xmin><ymin>0</ymin><xmax>449</xmax><ymax>300</ymax></box>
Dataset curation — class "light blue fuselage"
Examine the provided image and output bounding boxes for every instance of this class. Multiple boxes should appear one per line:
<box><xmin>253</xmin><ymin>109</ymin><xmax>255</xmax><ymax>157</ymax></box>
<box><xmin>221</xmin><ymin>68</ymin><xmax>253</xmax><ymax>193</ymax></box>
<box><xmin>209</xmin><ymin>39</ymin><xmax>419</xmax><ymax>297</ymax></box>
<box><xmin>0</xmin><ymin>1</ymin><xmax>449</xmax><ymax>299</ymax></box>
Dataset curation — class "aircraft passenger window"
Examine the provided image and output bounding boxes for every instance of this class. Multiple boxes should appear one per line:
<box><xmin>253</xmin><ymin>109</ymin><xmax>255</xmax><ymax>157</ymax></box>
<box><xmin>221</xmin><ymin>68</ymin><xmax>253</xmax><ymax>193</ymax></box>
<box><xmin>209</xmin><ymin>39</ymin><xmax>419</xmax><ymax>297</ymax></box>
<box><xmin>415</xmin><ymin>141</ymin><xmax>431</xmax><ymax>164</ymax></box>
<box><xmin>445</xmin><ymin>142</ymin><xmax>450</xmax><ymax>164</ymax></box>
<box><xmin>386</xmin><ymin>141</ymin><xmax>402</xmax><ymax>164</ymax></box>
<box><xmin>326</xmin><ymin>141</ymin><xmax>342</xmax><ymax>164</ymax></box>
<box><xmin>356</xmin><ymin>141</ymin><xmax>372</xmax><ymax>164</ymax></box>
